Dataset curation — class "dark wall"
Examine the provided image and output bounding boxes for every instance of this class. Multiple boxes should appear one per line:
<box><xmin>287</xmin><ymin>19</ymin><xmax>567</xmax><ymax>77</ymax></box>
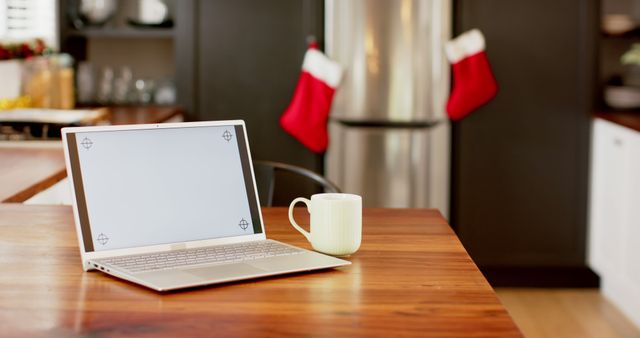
<box><xmin>177</xmin><ymin>0</ymin><xmax>325</xmax><ymax>204</ymax></box>
<box><xmin>451</xmin><ymin>0</ymin><xmax>597</xmax><ymax>272</ymax></box>
<box><xmin>197</xmin><ymin>0</ymin><xmax>322</xmax><ymax>165</ymax></box>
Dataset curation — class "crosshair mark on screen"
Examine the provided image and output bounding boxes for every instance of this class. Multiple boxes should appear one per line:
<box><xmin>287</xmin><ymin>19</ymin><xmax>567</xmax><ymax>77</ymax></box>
<box><xmin>81</xmin><ymin>137</ymin><xmax>93</xmax><ymax>149</ymax></box>
<box><xmin>96</xmin><ymin>233</ymin><xmax>109</xmax><ymax>245</ymax></box>
<box><xmin>238</xmin><ymin>218</ymin><xmax>249</xmax><ymax>231</ymax></box>
<box><xmin>222</xmin><ymin>130</ymin><xmax>233</xmax><ymax>142</ymax></box>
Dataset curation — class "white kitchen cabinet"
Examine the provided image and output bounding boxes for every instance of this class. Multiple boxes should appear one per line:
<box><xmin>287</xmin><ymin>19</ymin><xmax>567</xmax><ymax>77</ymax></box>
<box><xmin>589</xmin><ymin>120</ymin><xmax>632</xmax><ymax>275</ymax></box>
<box><xmin>588</xmin><ymin>118</ymin><xmax>640</xmax><ymax>327</ymax></box>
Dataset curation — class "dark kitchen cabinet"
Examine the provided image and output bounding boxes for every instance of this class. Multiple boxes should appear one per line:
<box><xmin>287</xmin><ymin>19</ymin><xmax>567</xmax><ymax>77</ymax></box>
<box><xmin>176</xmin><ymin>0</ymin><xmax>325</xmax><ymax>204</ymax></box>
<box><xmin>451</xmin><ymin>0</ymin><xmax>599</xmax><ymax>286</ymax></box>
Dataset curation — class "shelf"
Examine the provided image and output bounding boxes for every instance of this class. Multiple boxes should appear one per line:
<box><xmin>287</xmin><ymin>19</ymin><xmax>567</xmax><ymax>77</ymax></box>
<box><xmin>67</xmin><ymin>27</ymin><xmax>174</xmax><ymax>39</ymax></box>
<box><xmin>601</xmin><ymin>28</ymin><xmax>640</xmax><ymax>39</ymax></box>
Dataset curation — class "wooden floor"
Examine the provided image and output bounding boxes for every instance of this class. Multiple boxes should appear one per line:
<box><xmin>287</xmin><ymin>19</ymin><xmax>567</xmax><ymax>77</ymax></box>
<box><xmin>496</xmin><ymin>288</ymin><xmax>640</xmax><ymax>338</ymax></box>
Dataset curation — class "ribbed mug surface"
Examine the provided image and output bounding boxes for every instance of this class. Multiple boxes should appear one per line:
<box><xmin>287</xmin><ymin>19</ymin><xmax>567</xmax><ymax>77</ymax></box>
<box><xmin>288</xmin><ymin>193</ymin><xmax>362</xmax><ymax>256</ymax></box>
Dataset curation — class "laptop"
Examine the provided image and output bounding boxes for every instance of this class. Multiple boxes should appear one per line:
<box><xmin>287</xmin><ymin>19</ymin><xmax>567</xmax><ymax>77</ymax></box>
<box><xmin>62</xmin><ymin>120</ymin><xmax>350</xmax><ymax>291</ymax></box>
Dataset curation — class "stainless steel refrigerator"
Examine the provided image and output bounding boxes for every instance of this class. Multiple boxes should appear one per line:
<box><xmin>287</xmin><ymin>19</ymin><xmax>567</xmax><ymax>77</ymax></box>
<box><xmin>325</xmin><ymin>0</ymin><xmax>451</xmax><ymax>216</ymax></box>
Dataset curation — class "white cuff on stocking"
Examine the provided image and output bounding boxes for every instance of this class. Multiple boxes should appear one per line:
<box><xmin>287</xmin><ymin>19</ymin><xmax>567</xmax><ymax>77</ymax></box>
<box><xmin>302</xmin><ymin>49</ymin><xmax>343</xmax><ymax>89</ymax></box>
<box><xmin>445</xmin><ymin>29</ymin><xmax>486</xmax><ymax>64</ymax></box>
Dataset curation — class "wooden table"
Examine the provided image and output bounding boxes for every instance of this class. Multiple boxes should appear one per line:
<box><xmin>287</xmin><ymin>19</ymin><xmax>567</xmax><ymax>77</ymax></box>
<box><xmin>0</xmin><ymin>143</ymin><xmax>66</xmax><ymax>202</ymax></box>
<box><xmin>0</xmin><ymin>205</ymin><xmax>522</xmax><ymax>337</ymax></box>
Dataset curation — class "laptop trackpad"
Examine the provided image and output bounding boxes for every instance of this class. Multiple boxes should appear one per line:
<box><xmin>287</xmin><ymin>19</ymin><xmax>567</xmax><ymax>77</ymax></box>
<box><xmin>183</xmin><ymin>263</ymin><xmax>267</xmax><ymax>280</ymax></box>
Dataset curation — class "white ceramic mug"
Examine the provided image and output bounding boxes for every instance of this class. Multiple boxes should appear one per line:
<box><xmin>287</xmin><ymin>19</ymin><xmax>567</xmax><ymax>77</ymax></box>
<box><xmin>288</xmin><ymin>193</ymin><xmax>362</xmax><ymax>256</ymax></box>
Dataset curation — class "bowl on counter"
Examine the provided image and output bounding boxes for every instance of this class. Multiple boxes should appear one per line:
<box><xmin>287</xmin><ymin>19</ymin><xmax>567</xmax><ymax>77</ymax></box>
<box><xmin>605</xmin><ymin>86</ymin><xmax>640</xmax><ymax>109</ymax></box>
<box><xmin>602</xmin><ymin>14</ymin><xmax>636</xmax><ymax>35</ymax></box>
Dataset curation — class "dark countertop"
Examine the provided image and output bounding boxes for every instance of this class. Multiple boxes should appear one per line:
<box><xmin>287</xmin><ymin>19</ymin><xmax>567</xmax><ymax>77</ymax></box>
<box><xmin>594</xmin><ymin>111</ymin><xmax>640</xmax><ymax>133</ymax></box>
<box><xmin>107</xmin><ymin>105</ymin><xmax>185</xmax><ymax>125</ymax></box>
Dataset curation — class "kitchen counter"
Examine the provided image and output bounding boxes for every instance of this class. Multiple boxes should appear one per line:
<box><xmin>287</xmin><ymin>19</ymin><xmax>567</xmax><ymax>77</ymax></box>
<box><xmin>0</xmin><ymin>142</ymin><xmax>66</xmax><ymax>202</ymax></box>
<box><xmin>594</xmin><ymin>111</ymin><xmax>640</xmax><ymax>132</ymax></box>
<box><xmin>107</xmin><ymin>105</ymin><xmax>184</xmax><ymax>125</ymax></box>
<box><xmin>0</xmin><ymin>106</ymin><xmax>185</xmax><ymax>202</ymax></box>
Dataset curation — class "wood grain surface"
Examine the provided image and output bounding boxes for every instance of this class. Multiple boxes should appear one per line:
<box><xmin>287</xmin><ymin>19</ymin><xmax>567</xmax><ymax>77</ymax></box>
<box><xmin>497</xmin><ymin>288</ymin><xmax>640</xmax><ymax>338</ymax></box>
<box><xmin>0</xmin><ymin>205</ymin><xmax>522</xmax><ymax>337</ymax></box>
<box><xmin>0</xmin><ymin>146</ymin><xmax>66</xmax><ymax>202</ymax></box>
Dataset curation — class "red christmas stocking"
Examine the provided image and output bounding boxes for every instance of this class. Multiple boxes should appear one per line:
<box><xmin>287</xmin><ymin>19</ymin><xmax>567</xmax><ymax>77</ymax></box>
<box><xmin>280</xmin><ymin>45</ymin><xmax>343</xmax><ymax>153</ymax></box>
<box><xmin>445</xmin><ymin>29</ymin><xmax>498</xmax><ymax>121</ymax></box>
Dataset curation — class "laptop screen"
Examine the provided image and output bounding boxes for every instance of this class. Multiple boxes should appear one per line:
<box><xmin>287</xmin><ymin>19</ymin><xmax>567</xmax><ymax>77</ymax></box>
<box><xmin>65</xmin><ymin>123</ymin><xmax>262</xmax><ymax>252</ymax></box>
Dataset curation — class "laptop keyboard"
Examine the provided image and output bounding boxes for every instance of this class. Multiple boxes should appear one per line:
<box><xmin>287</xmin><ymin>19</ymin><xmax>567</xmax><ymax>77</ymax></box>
<box><xmin>97</xmin><ymin>240</ymin><xmax>303</xmax><ymax>274</ymax></box>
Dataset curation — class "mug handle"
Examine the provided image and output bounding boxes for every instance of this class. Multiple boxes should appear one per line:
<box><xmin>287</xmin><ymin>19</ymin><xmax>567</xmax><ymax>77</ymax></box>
<box><xmin>288</xmin><ymin>197</ymin><xmax>311</xmax><ymax>241</ymax></box>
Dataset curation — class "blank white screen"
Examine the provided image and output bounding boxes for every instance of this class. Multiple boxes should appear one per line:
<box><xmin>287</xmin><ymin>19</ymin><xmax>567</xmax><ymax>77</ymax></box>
<box><xmin>74</xmin><ymin>125</ymin><xmax>256</xmax><ymax>252</ymax></box>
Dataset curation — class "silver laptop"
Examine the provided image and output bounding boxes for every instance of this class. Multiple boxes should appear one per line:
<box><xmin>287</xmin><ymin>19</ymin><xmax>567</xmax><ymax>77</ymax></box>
<box><xmin>62</xmin><ymin>120</ymin><xmax>349</xmax><ymax>291</ymax></box>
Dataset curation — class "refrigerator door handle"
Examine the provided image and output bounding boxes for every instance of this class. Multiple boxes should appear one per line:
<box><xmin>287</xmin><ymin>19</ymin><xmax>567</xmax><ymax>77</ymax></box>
<box><xmin>331</xmin><ymin>118</ymin><xmax>440</xmax><ymax>129</ymax></box>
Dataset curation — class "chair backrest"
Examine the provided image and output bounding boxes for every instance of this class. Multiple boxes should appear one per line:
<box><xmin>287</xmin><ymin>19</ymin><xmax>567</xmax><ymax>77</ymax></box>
<box><xmin>252</xmin><ymin>160</ymin><xmax>341</xmax><ymax>207</ymax></box>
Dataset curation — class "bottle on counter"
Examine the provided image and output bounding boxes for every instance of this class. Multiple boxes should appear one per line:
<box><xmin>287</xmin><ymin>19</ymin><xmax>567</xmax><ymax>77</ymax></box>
<box><xmin>21</xmin><ymin>57</ymin><xmax>52</xmax><ymax>108</ymax></box>
<box><xmin>76</xmin><ymin>62</ymin><xmax>95</xmax><ymax>104</ymax></box>
<box><xmin>21</xmin><ymin>54</ymin><xmax>75</xmax><ymax>109</ymax></box>
<box><xmin>51</xmin><ymin>54</ymin><xmax>75</xmax><ymax>109</ymax></box>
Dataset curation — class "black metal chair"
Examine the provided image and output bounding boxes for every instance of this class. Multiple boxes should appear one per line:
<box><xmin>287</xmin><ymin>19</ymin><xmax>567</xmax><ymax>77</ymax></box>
<box><xmin>252</xmin><ymin>160</ymin><xmax>341</xmax><ymax>207</ymax></box>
